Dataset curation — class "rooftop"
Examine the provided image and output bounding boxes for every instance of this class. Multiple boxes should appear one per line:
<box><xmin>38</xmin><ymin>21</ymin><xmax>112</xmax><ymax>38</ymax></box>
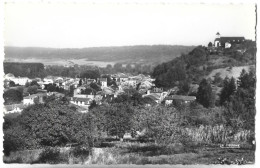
<box><xmin>164</xmin><ymin>95</ymin><xmax>196</xmax><ymax>101</ymax></box>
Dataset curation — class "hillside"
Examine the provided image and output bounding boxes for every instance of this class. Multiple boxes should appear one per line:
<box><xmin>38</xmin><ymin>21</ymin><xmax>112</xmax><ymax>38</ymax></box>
<box><xmin>152</xmin><ymin>41</ymin><xmax>256</xmax><ymax>88</ymax></box>
<box><xmin>207</xmin><ymin>65</ymin><xmax>254</xmax><ymax>80</ymax></box>
<box><xmin>4</xmin><ymin>45</ymin><xmax>195</xmax><ymax>65</ymax></box>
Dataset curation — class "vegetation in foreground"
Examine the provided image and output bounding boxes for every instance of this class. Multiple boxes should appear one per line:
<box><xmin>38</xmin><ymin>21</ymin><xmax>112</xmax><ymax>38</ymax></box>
<box><xmin>3</xmin><ymin>141</ymin><xmax>254</xmax><ymax>165</ymax></box>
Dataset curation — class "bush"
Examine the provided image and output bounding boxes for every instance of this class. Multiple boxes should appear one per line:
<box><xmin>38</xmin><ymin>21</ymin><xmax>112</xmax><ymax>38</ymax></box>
<box><xmin>3</xmin><ymin>149</ymin><xmax>42</xmax><ymax>164</ymax></box>
<box><xmin>38</xmin><ymin>147</ymin><xmax>68</xmax><ymax>164</ymax></box>
<box><xmin>164</xmin><ymin>143</ymin><xmax>185</xmax><ymax>155</ymax></box>
<box><xmin>136</xmin><ymin>157</ymin><xmax>151</xmax><ymax>165</ymax></box>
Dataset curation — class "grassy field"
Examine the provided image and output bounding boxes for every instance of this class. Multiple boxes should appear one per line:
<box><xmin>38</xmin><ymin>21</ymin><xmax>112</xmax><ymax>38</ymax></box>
<box><xmin>3</xmin><ymin>142</ymin><xmax>255</xmax><ymax>165</ymax></box>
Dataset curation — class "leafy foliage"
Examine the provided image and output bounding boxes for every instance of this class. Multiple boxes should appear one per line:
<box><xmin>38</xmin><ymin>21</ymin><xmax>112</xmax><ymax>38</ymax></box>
<box><xmin>152</xmin><ymin>46</ymin><xmax>208</xmax><ymax>88</ymax></box>
<box><xmin>3</xmin><ymin>89</ymin><xmax>23</xmax><ymax>105</ymax></box>
<box><xmin>3</xmin><ymin>99</ymin><xmax>97</xmax><ymax>154</ymax></box>
<box><xmin>4</xmin><ymin>62</ymin><xmax>46</xmax><ymax>78</ymax></box>
<box><xmin>196</xmin><ymin>79</ymin><xmax>215</xmax><ymax>108</ymax></box>
<box><xmin>90</xmin><ymin>103</ymin><xmax>135</xmax><ymax>139</ymax></box>
<box><xmin>223</xmin><ymin>69</ymin><xmax>256</xmax><ymax>130</ymax></box>
<box><xmin>219</xmin><ymin>77</ymin><xmax>236</xmax><ymax>105</ymax></box>
<box><xmin>133</xmin><ymin>106</ymin><xmax>181</xmax><ymax>145</ymax></box>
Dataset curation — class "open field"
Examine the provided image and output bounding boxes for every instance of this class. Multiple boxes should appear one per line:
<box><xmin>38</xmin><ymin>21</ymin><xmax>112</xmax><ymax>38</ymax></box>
<box><xmin>4</xmin><ymin>58</ymin><xmax>116</xmax><ymax>67</ymax></box>
<box><xmin>207</xmin><ymin>65</ymin><xmax>253</xmax><ymax>80</ymax></box>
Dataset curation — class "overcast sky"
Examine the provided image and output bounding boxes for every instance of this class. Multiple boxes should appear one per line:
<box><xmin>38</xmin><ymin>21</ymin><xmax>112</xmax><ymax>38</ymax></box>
<box><xmin>4</xmin><ymin>3</ymin><xmax>256</xmax><ymax>48</ymax></box>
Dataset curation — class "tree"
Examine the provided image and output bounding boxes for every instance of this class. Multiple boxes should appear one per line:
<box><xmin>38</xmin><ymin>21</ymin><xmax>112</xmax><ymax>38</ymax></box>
<box><xmin>89</xmin><ymin>100</ymin><xmax>97</xmax><ymax>110</ymax></box>
<box><xmin>132</xmin><ymin>106</ymin><xmax>181</xmax><ymax>145</ymax></box>
<box><xmin>30</xmin><ymin>80</ymin><xmax>39</xmax><ymax>86</ymax></box>
<box><xmin>219</xmin><ymin>77</ymin><xmax>236</xmax><ymax>105</ymax></box>
<box><xmin>196</xmin><ymin>79</ymin><xmax>215</xmax><ymax>108</ymax></box>
<box><xmin>25</xmin><ymin>81</ymin><xmax>30</xmax><ymax>87</ymax></box>
<box><xmin>80</xmin><ymin>70</ymin><xmax>100</xmax><ymax>80</ymax></box>
<box><xmin>113</xmin><ymin>63</ymin><xmax>123</xmax><ymax>72</ymax></box>
<box><xmin>69</xmin><ymin>85</ymin><xmax>75</xmax><ymax>97</ymax></box>
<box><xmin>13</xmin><ymin>99</ymin><xmax>96</xmax><ymax>148</ymax></box>
<box><xmin>126</xmin><ymin>64</ymin><xmax>132</xmax><ymax>73</ymax></box>
<box><xmin>90</xmin><ymin>83</ymin><xmax>101</xmax><ymax>92</ymax></box>
<box><xmin>3</xmin><ymin>89</ymin><xmax>23</xmax><ymax>105</ymax></box>
<box><xmin>105</xmin><ymin>103</ymin><xmax>134</xmax><ymax>139</ymax></box>
<box><xmin>90</xmin><ymin>103</ymin><xmax>135</xmax><ymax>139</ymax></box>
<box><xmin>79</xmin><ymin>79</ymin><xmax>83</xmax><ymax>86</ymax></box>
<box><xmin>177</xmin><ymin>80</ymin><xmax>190</xmax><ymax>95</ymax></box>
<box><xmin>223</xmin><ymin>69</ymin><xmax>256</xmax><ymax>130</ymax></box>
<box><xmin>45</xmin><ymin>84</ymin><xmax>58</xmax><ymax>92</ymax></box>
<box><xmin>208</xmin><ymin>42</ymin><xmax>213</xmax><ymax>47</ymax></box>
<box><xmin>27</xmin><ymin>85</ymin><xmax>38</xmax><ymax>94</ymax></box>
<box><xmin>9</xmin><ymin>81</ymin><xmax>16</xmax><ymax>87</ymax></box>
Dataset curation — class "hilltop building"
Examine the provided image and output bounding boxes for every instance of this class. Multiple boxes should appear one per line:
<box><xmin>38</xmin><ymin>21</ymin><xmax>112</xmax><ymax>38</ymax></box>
<box><xmin>214</xmin><ymin>32</ymin><xmax>245</xmax><ymax>48</ymax></box>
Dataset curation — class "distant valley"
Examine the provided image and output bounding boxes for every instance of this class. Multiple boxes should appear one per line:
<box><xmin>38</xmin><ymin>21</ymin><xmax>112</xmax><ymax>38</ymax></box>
<box><xmin>4</xmin><ymin>45</ymin><xmax>195</xmax><ymax>67</ymax></box>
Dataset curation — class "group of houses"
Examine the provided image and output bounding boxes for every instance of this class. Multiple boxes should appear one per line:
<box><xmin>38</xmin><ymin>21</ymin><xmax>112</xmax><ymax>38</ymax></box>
<box><xmin>3</xmin><ymin>72</ymin><xmax>197</xmax><ymax>115</ymax></box>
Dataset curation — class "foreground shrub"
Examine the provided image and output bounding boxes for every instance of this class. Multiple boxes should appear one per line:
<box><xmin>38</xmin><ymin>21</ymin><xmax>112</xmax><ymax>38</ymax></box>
<box><xmin>182</xmin><ymin>125</ymin><xmax>253</xmax><ymax>144</ymax></box>
<box><xmin>3</xmin><ymin>149</ymin><xmax>42</xmax><ymax>164</ymax></box>
<box><xmin>38</xmin><ymin>147</ymin><xmax>68</xmax><ymax>164</ymax></box>
<box><xmin>69</xmin><ymin>145</ymin><xmax>91</xmax><ymax>164</ymax></box>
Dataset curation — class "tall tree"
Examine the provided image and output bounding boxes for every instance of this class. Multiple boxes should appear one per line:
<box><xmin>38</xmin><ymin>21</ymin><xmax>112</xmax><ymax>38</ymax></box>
<box><xmin>219</xmin><ymin>77</ymin><xmax>236</xmax><ymax>105</ymax></box>
<box><xmin>224</xmin><ymin>69</ymin><xmax>256</xmax><ymax>130</ymax></box>
<box><xmin>196</xmin><ymin>79</ymin><xmax>215</xmax><ymax>108</ymax></box>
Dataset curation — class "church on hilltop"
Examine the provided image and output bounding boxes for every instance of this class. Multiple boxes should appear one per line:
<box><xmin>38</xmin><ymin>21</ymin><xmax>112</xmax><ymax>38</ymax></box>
<box><xmin>214</xmin><ymin>32</ymin><xmax>245</xmax><ymax>48</ymax></box>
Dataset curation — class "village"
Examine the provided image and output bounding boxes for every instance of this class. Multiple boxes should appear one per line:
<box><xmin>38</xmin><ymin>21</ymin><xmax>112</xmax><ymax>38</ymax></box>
<box><xmin>3</xmin><ymin>71</ymin><xmax>198</xmax><ymax>115</ymax></box>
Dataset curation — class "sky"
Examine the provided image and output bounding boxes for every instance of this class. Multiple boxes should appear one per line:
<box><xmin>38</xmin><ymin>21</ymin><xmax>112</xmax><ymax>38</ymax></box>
<box><xmin>4</xmin><ymin>3</ymin><xmax>256</xmax><ymax>48</ymax></box>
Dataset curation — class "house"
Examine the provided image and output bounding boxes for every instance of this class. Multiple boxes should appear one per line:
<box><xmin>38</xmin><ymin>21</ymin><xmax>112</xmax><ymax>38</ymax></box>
<box><xmin>70</xmin><ymin>97</ymin><xmax>91</xmax><ymax>110</ymax></box>
<box><xmin>127</xmin><ymin>79</ymin><xmax>137</xmax><ymax>87</ymax></box>
<box><xmin>164</xmin><ymin>95</ymin><xmax>196</xmax><ymax>106</ymax></box>
<box><xmin>4</xmin><ymin>73</ymin><xmax>32</xmax><ymax>86</ymax></box>
<box><xmin>151</xmin><ymin>87</ymin><xmax>164</xmax><ymax>93</ymax></box>
<box><xmin>214</xmin><ymin>32</ymin><xmax>245</xmax><ymax>48</ymax></box>
<box><xmin>99</xmin><ymin>78</ymin><xmax>107</xmax><ymax>88</ymax></box>
<box><xmin>3</xmin><ymin>104</ymin><xmax>27</xmax><ymax>115</ymax></box>
<box><xmin>43</xmin><ymin>78</ymin><xmax>54</xmax><ymax>85</ymax></box>
<box><xmin>12</xmin><ymin>77</ymin><xmax>31</xmax><ymax>86</ymax></box>
<box><xmin>4</xmin><ymin>73</ymin><xmax>15</xmax><ymax>80</ymax></box>
<box><xmin>47</xmin><ymin>92</ymin><xmax>65</xmax><ymax>98</ymax></box>
<box><xmin>23</xmin><ymin>95</ymin><xmax>38</xmax><ymax>105</ymax></box>
<box><xmin>143</xmin><ymin>93</ymin><xmax>161</xmax><ymax>104</ymax></box>
<box><xmin>86</xmin><ymin>79</ymin><xmax>96</xmax><ymax>85</ymax></box>
<box><xmin>113</xmin><ymin>73</ymin><xmax>129</xmax><ymax>83</ymax></box>
<box><xmin>23</xmin><ymin>93</ymin><xmax>47</xmax><ymax>105</ymax></box>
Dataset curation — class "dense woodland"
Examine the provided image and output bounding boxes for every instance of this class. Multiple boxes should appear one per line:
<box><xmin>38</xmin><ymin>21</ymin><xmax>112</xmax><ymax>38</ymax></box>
<box><xmin>4</xmin><ymin>62</ymin><xmax>46</xmax><ymax>78</ymax></box>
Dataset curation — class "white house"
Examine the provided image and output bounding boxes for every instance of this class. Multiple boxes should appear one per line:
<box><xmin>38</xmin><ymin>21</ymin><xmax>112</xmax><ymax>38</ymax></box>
<box><xmin>43</xmin><ymin>78</ymin><xmax>54</xmax><ymax>85</ymax></box>
<box><xmin>164</xmin><ymin>95</ymin><xmax>196</xmax><ymax>106</ymax></box>
<box><xmin>127</xmin><ymin>79</ymin><xmax>137</xmax><ymax>87</ymax></box>
<box><xmin>23</xmin><ymin>93</ymin><xmax>47</xmax><ymax>105</ymax></box>
<box><xmin>4</xmin><ymin>73</ymin><xmax>15</xmax><ymax>80</ymax></box>
<box><xmin>11</xmin><ymin>77</ymin><xmax>31</xmax><ymax>86</ymax></box>
<box><xmin>3</xmin><ymin>104</ymin><xmax>26</xmax><ymax>115</ymax></box>
<box><xmin>70</xmin><ymin>97</ymin><xmax>91</xmax><ymax>112</ymax></box>
<box><xmin>23</xmin><ymin>95</ymin><xmax>38</xmax><ymax>105</ymax></box>
<box><xmin>99</xmin><ymin>78</ymin><xmax>107</xmax><ymax>88</ymax></box>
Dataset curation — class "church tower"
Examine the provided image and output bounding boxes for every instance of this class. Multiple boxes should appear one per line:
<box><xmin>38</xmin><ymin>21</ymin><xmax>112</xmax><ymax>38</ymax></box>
<box><xmin>216</xmin><ymin>32</ymin><xmax>221</xmax><ymax>38</ymax></box>
<box><xmin>215</xmin><ymin>32</ymin><xmax>221</xmax><ymax>47</ymax></box>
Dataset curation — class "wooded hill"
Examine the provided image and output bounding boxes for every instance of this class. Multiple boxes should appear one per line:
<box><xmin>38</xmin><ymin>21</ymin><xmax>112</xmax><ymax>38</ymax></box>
<box><xmin>152</xmin><ymin>41</ymin><xmax>256</xmax><ymax>88</ymax></box>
